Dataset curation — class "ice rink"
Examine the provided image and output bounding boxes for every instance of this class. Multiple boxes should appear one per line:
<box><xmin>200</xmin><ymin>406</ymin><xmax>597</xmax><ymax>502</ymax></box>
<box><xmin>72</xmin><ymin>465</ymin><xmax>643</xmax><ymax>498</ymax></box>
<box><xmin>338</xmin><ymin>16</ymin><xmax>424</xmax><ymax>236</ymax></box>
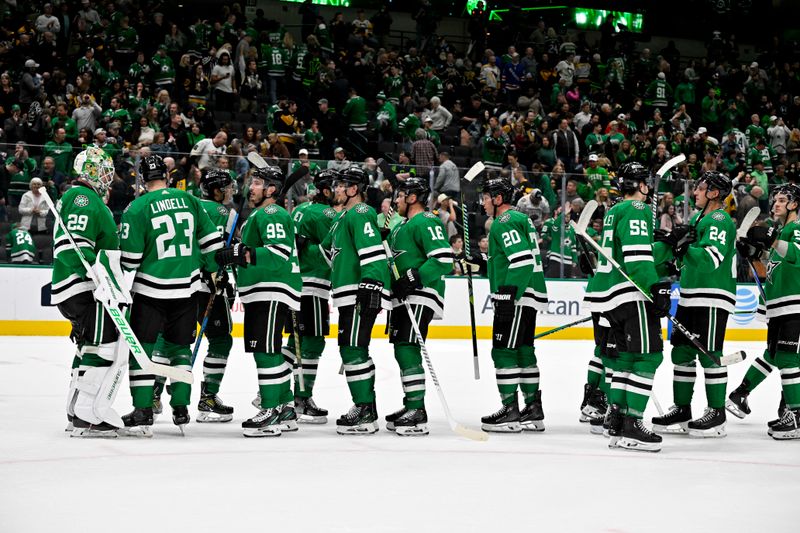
<box><xmin>1</xmin><ymin>336</ymin><xmax>797</xmax><ymax>533</ymax></box>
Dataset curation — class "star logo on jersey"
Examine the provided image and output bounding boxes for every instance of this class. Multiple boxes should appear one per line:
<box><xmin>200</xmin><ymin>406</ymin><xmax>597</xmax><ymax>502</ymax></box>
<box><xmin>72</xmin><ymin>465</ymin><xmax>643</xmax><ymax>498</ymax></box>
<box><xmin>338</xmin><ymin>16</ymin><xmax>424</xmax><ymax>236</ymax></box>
<box><xmin>73</xmin><ymin>194</ymin><xmax>89</xmax><ymax>208</ymax></box>
<box><xmin>766</xmin><ymin>260</ymin><xmax>780</xmax><ymax>284</ymax></box>
<box><xmin>329</xmin><ymin>243</ymin><xmax>342</xmax><ymax>264</ymax></box>
<box><xmin>392</xmin><ymin>247</ymin><xmax>407</xmax><ymax>261</ymax></box>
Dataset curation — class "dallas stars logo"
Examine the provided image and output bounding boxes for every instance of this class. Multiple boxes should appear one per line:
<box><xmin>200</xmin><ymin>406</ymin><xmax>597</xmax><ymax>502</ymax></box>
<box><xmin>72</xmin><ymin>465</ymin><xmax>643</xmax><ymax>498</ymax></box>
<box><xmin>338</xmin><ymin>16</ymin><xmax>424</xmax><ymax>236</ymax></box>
<box><xmin>392</xmin><ymin>248</ymin><xmax>407</xmax><ymax>261</ymax></box>
<box><xmin>766</xmin><ymin>260</ymin><xmax>780</xmax><ymax>284</ymax></box>
<box><xmin>329</xmin><ymin>243</ymin><xmax>342</xmax><ymax>264</ymax></box>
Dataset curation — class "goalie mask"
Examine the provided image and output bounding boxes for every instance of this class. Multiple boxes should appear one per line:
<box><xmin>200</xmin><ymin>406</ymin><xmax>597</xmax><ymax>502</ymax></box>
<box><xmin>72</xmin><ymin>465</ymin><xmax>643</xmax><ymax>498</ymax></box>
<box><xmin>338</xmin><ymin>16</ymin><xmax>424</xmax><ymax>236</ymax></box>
<box><xmin>74</xmin><ymin>147</ymin><xmax>115</xmax><ymax>195</ymax></box>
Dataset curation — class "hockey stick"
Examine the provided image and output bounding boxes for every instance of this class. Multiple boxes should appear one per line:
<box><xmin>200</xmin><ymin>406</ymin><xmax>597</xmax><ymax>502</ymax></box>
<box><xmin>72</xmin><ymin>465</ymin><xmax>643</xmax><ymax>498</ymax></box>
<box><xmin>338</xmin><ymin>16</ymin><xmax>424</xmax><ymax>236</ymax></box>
<box><xmin>735</xmin><ymin>207</ymin><xmax>767</xmax><ymax>301</ymax></box>
<box><xmin>571</xmin><ymin>202</ymin><xmax>746</xmax><ymax>367</ymax></box>
<box><xmin>534</xmin><ymin>316</ymin><xmax>593</xmax><ymax>340</ymax></box>
<box><xmin>191</xmin><ymin>210</ymin><xmax>239</xmax><ymax>366</ymax></box>
<box><xmin>462</xmin><ymin>161</ymin><xmax>485</xmax><ymax>380</ymax></box>
<box><xmin>651</xmin><ymin>154</ymin><xmax>686</xmax><ymax>231</ymax></box>
<box><xmin>42</xmin><ymin>192</ymin><xmax>193</xmax><ymax>384</ymax></box>
<box><xmin>382</xmin><ymin>240</ymin><xmax>488</xmax><ymax>441</ymax></box>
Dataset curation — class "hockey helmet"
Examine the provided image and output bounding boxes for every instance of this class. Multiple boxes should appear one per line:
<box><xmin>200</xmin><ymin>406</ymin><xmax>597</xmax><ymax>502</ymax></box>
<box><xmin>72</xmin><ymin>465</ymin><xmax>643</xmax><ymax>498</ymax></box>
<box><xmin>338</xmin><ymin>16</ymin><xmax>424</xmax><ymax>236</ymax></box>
<box><xmin>335</xmin><ymin>166</ymin><xmax>369</xmax><ymax>191</ymax></box>
<box><xmin>74</xmin><ymin>147</ymin><xmax>115</xmax><ymax>195</ymax></box>
<box><xmin>396</xmin><ymin>176</ymin><xmax>431</xmax><ymax>205</ymax></box>
<box><xmin>483</xmin><ymin>175</ymin><xmax>514</xmax><ymax>205</ymax></box>
<box><xmin>200</xmin><ymin>168</ymin><xmax>234</xmax><ymax>199</ymax></box>
<box><xmin>772</xmin><ymin>183</ymin><xmax>800</xmax><ymax>210</ymax></box>
<box><xmin>251</xmin><ymin>165</ymin><xmax>285</xmax><ymax>196</ymax></box>
<box><xmin>314</xmin><ymin>168</ymin><xmax>339</xmax><ymax>192</ymax></box>
<box><xmin>617</xmin><ymin>161</ymin><xmax>654</xmax><ymax>197</ymax></box>
<box><xmin>139</xmin><ymin>154</ymin><xmax>167</xmax><ymax>182</ymax></box>
<box><xmin>696</xmin><ymin>170</ymin><xmax>732</xmax><ymax>200</ymax></box>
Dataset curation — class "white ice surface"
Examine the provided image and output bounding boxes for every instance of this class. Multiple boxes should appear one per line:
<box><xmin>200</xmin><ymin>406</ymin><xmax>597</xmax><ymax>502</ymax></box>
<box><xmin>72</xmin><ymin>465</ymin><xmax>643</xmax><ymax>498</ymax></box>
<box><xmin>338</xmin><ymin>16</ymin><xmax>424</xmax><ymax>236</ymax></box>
<box><xmin>1</xmin><ymin>337</ymin><xmax>797</xmax><ymax>533</ymax></box>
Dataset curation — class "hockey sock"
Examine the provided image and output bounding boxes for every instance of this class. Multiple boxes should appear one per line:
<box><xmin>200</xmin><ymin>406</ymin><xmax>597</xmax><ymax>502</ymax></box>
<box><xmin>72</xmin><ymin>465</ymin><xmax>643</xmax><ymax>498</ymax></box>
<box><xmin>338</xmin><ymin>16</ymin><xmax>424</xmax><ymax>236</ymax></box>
<box><xmin>491</xmin><ymin>347</ymin><xmax>519</xmax><ymax>405</ymax></box>
<box><xmin>601</xmin><ymin>356</ymin><xmax>615</xmax><ymax>396</ymax></box>
<box><xmin>294</xmin><ymin>335</ymin><xmax>324</xmax><ymax>398</ymax></box>
<box><xmin>608</xmin><ymin>356</ymin><xmax>628</xmax><ymax>413</ymax></box>
<box><xmin>129</xmin><ymin>341</ymin><xmax>156</xmax><ymax>408</ymax></box>
<box><xmin>700</xmin><ymin>356</ymin><xmax>728</xmax><ymax>409</ymax></box>
<box><xmin>769</xmin><ymin>352</ymin><xmax>800</xmax><ymax>409</ymax></box>
<box><xmin>340</xmin><ymin>346</ymin><xmax>376</xmax><ymax>404</ymax></box>
<box><xmin>255</xmin><ymin>352</ymin><xmax>292</xmax><ymax>409</ymax></box>
<box><xmin>671</xmin><ymin>345</ymin><xmax>697</xmax><ymax>407</ymax></box>
<box><xmin>152</xmin><ymin>335</ymin><xmax>167</xmax><ymax>396</ymax></box>
<box><xmin>741</xmin><ymin>355</ymin><xmax>774</xmax><ymax>393</ymax></box>
<box><xmin>518</xmin><ymin>345</ymin><xmax>540</xmax><ymax>405</ymax></box>
<box><xmin>162</xmin><ymin>341</ymin><xmax>192</xmax><ymax>407</ymax></box>
<box><xmin>587</xmin><ymin>355</ymin><xmax>603</xmax><ymax>389</ymax></box>
<box><xmin>202</xmin><ymin>334</ymin><xmax>233</xmax><ymax>395</ymax></box>
<box><xmin>624</xmin><ymin>351</ymin><xmax>663</xmax><ymax>419</ymax></box>
<box><xmin>394</xmin><ymin>343</ymin><xmax>426</xmax><ymax>409</ymax></box>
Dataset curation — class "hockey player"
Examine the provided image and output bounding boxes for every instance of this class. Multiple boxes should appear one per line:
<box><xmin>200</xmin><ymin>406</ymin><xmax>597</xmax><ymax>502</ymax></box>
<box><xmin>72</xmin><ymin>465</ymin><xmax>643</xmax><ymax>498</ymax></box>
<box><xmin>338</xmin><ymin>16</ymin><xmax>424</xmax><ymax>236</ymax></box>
<box><xmin>385</xmin><ymin>177</ymin><xmax>453</xmax><ymax>436</ymax></box>
<box><xmin>119</xmin><ymin>155</ymin><xmax>224</xmax><ymax>435</ymax></box>
<box><xmin>320</xmin><ymin>166</ymin><xmax>391</xmax><ymax>434</ymax></box>
<box><xmin>219</xmin><ymin>166</ymin><xmax>302</xmax><ymax>437</ymax></box>
<box><xmin>583</xmin><ymin>162</ymin><xmax>673</xmax><ymax>452</ymax></box>
<box><xmin>736</xmin><ymin>184</ymin><xmax>800</xmax><ymax>439</ymax></box>
<box><xmin>651</xmin><ymin>171</ymin><xmax>735</xmax><ymax>437</ymax></box>
<box><xmin>52</xmin><ymin>147</ymin><xmax>122</xmax><ymax>437</ymax></box>
<box><xmin>283</xmin><ymin>168</ymin><xmax>343</xmax><ymax>423</ymax></box>
<box><xmin>480</xmin><ymin>176</ymin><xmax>549</xmax><ymax>433</ymax></box>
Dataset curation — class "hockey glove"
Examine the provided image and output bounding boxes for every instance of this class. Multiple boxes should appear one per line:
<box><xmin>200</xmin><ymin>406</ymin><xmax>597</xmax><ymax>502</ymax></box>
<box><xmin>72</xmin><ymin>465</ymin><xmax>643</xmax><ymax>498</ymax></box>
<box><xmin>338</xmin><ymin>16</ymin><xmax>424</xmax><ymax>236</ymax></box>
<box><xmin>357</xmin><ymin>278</ymin><xmax>385</xmax><ymax>321</ymax></box>
<box><xmin>295</xmin><ymin>233</ymin><xmax>308</xmax><ymax>251</ymax></box>
<box><xmin>491</xmin><ymin>285</ymin><xmax>517</xmax><ymax>322</ymax></box>
<box><xmin>655</xmin><ymin>224</ymin><xmax>696</xmax><ymax>259</ymax></box>
<box><xmin>215</xmin><ymin>270</ymin><xmax>235</xmax><ymax>300</ymax></box>
<box><xmin>215</xmin><ymin>243</ymin><xmax>254</xmax><ymax>268</ymax></box>
<box><xmin>747</xmin><ymin>225</ymin><xmax>778</xmax><ymax>250</ymax></box>
<box><xmin>391</xmin><ymin>268</ymin><xmax>423</xmax><ymax>300</ymax></box>
<box><xmin>736</xmin><ymin>238</ymin><xmax>761</xmax><ymax>260</ymax></box>
<box><xmin>650</xmin><ymin>281</ymin><xmax>673</xmax><ymax>318</ymax></box>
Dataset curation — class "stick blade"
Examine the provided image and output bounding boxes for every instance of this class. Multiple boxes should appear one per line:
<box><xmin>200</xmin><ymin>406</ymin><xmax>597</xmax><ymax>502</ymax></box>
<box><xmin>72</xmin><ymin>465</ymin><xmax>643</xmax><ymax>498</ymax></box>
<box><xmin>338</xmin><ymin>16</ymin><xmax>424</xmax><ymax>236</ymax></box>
<box><xmin>150</xmin><ymin>362</ymin><xmax>194</xmax><ymax>384</ymax></box>
<box><xmin>575</xmin><ymin>200</ymin><xmax>598</xmax><ymax>234</ymax></box>
<box><xmin>463</xmin><ymin>162</ymin><xmax>485</xmax><ymax>183</ymax></box>
<box><xmin>454</xmin><ymin>424</ymin><xmax>490</xmax><ymax>441</ymax></box>
<box><xmin>246</xmin><ymin>151</ymin><xmax>268</xmax><ymax>169</ymax></box>
<box><xmin>656</xmin><ymin>154</ymin><xmax>686</xmax><ymax>177</ymax></box>
<box><xmin>720</xmin><ymin>351</ymin><xmax>747</xmax><ymax>367</ymax></box>
<box><xmin>737</xmin><ymin>207</ymin><xmax>760</xmax><ymax>240</ymax></box>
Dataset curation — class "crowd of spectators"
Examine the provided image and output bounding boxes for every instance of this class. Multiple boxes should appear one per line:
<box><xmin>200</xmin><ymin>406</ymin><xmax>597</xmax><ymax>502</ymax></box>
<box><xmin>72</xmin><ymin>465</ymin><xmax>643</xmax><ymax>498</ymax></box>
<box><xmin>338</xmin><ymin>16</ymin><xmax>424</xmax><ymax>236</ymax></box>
<box><xmin>0</xmin><ymin>1</ymin><xmax>797</xmax><ymax>280</ymax></box>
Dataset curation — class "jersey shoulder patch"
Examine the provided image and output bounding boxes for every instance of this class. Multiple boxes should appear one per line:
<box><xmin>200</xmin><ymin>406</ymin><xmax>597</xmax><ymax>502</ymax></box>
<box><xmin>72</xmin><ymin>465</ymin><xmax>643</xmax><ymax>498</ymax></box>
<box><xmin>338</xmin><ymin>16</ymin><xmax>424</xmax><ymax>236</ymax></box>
<box><xmin>423</xmin><ymin>211</ymin><xmax>438</xmax><ymax>219</ymax></box>
<box><xmin>631</xmin><ymin>200</ymin><xmax>646</xmax><ymax>210</ymax></box>
<box><xmin>324</xmin><ymin>207</ymin><xmax>337</xmax><ymax>219</ymax></box>
<box><xmin>497</xmin><ymin>213</ymin><xmax>511</xmax><ymax>223</ymax></box>
<box><xmin>711</xmin><ymin>211</ymin><xmax>725</xmax><ymax>221</ymax></box>
<box><xmin>217</xmin><ymin>205</ymin><xmax>229</xmax><ymax>217</ymax></box>
<box><xmin>264</xmin><ymin>205</ymin><xmax>279</xmax><ymax>215</ymax></box>
<box><xmin>74</xmin><ymin>194</ymin><xmax>90</xmax><ymax>208</ymax></box>
<box><xmin>355</xmin><ymin>203</ymin><xmax>369</xmax><ymax>214</ymax></box>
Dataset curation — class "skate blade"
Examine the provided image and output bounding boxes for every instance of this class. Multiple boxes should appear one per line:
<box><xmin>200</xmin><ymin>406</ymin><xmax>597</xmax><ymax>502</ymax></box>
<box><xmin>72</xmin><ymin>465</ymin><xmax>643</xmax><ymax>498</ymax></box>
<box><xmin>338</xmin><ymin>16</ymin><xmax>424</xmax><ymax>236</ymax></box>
<box><xmin>578</xmin><ymin>414</ymin><xmax>591</xmax><ymax>423</ymax></box>
<box><xmin>243</xmin><ymin>427</ymin><xmax>282</xmax><ymax>437</ymax></box>
<box><xmin>71</xmin><ymin>427</ymin><xmax>119</xmax><ymax>438</ymax></box>
<box><xmin>617</xmin><ymin>437</ymin><xmax>662</xmax><ymax>452</ymax></box>
<box><xmin>724</xmin><ymin>400</ymin><xmax>749</xmax><ymax>419</ymax></box>
<box><xmin>607</xmin><ymin>435</ymin><xmax>621</xmax><ymax>448</ymax></box>
<box><xmin>176</xmin><ymin>424</ymin><xmax>187</xmax><ymax>436</ymax></box>
<box><xmin>279</xmin><ymin>421</ymin><xmax>299</xmax><ymax>432</ymax></box>
<box><xmin>197</xmin><ymin>412</ymin><xmax>233</xmax><ymax>423</ymax></box>
<box><xmin>481</xmin><ymin>422</ymin><xmax>522</xmax><ymax>433</ymax></box>
<box><xmin>771</xmin><ymin>429</ymin><xmax>800</xmax><ymax>440</ymax></box>
<box><xmin>688</xmin><ymin>425</ymin><xmax>727</xmax><ymax>438</ymax></box>
<box><xmin>589</xmin><ymin>424</ymin><xmax>605</xmax><ymax>435</ymax></box>
<box><xmin>64</xmin><ymin>423</ymin><xmax>74</xmax><ymax>432</ymax></box>
<box><xmin>336</xmin><ymin>422</ymin><xmax>379</xmax><ymax>435</ymax></box>
<box><xmin>581</xmin><ymin>405</ymin><xmax>602</xmax><ymax>419</ymax></box>
<box><xmin>117</xmin><ymin>426</ymin><xmax>153</xmax><ymax>438</ymax></box>
<box><xmin>385</xmin><ymin>422</ymin><xmax>396</xmax><ymax>431</ymax></box>
<box><xmin>652</xmin><ymin>423</ymin><xmax>688</xmax><ymax>435</ymax></box>
<box><xmin>298</xmin><ymin>414</ymin><xmax>327</xmax><ymax>424</ymax></box>
<box><xmin>521</xmin><ymin>420</ymin><xmax>545</xmax><ymax>432</ymax></box>
<box><xmin>395</xmin><ymin>424</ymin><xmax>429</xmax><ymax>436</ymax></box>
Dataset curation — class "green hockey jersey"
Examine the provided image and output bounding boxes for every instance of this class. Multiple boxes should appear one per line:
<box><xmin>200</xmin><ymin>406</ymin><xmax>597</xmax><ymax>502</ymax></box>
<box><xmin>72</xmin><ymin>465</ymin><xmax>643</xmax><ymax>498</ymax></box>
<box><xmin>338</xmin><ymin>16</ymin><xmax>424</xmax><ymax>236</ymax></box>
<box><xmin>677</xmin><ymin>209</ymin><xmax>737</xmax><ymax>312</ymax></box>
<box><xmin>343</xmin><ymin>95</ymin><xmax>368</xmax><ymax>130</ymax></box>
<box><xmin>487</xmin><ymin>209</ymin><xmax>548</xmax><ymax>311</ymax></box>
<box><xmin>584</xmin><ymin>199</ymin><xmax>668</xmax><ymax>312</ymax></box>
<box><xmin>120</xmin><ymin>187</ymin><xmax>223</xmax><ymax>299</ymax></box>
<box><xmin>293</xmin><ymin>201</ymin><xmax>338</xmax><ymax>297</ymax></box>
<box><xmin>388</xmin><ymin>211</ymin><xmax>453</xmax><ymax>318</ymax></box>
<box><xmin>540</xmin><ymin>214</ymin><xmax>577</xmax><ymax>267</ymax></box>
<box><xmin>759</xmin><ymin>220</ymin><xmax>800</xmax><ymax>319</ymax></box>
<box><xmin>6</xmin><ymin>226</ymin><xmax>36</xmax><ymax>263</ymax></box>
<box><xmin>237</xmin><ymin>203</ymin><xmax>302</xmax><ymax>310</ymax></box>
<box><xmin>51</xmin><ymin>185</ymin><xmax>119</xmax><ymax>305</ymax></box>
<box><xmin>321</xmin><ymin>202</ymin><xmax>391</xmax><ymax>309</ymax></box>
<box><xmin>196</xmin><ymin>198</ymin><xmax>237</xmax><ymax>292</ymax></box>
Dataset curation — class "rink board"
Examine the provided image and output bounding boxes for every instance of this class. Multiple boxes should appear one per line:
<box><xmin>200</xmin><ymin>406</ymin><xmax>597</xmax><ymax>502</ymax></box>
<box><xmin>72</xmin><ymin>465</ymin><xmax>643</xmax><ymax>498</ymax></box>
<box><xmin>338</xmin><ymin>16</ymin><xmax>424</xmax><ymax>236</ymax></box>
<box><xmin>0</xmin><ymin>265</ymin><xmax>766</xmax><ymax>340</ymax></box>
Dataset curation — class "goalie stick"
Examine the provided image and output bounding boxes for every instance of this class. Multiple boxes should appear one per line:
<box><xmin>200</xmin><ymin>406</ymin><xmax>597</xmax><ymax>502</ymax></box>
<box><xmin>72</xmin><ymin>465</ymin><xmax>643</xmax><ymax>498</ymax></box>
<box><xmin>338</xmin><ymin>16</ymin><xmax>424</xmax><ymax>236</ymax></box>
<box><xmin>382</xmin><ymin>240</ymin><xmax>488</xmax><ymax>441</ymax></box>
<box><xmin>571</xmin><ymin>200</ymin><xmax>746</xmax><ymax>367</ymax></box>
<box><xmin>42</xmin><ymin>191</ymin><xmax>193</xmax><ymax>384</ymax></box>
<box><xmin>461</xmin><ymin>161</ymin><xmax>485</xmax><ymax>379</ymax></box>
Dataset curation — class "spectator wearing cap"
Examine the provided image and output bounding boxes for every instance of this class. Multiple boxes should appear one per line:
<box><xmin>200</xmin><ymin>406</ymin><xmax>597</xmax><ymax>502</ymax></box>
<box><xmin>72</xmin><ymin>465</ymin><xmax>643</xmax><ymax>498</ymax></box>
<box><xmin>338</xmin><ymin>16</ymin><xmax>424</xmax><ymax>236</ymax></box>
<box><xmin>434</xmin><ymin>152</ymin><xmax>459</xmax><ymax>200</ymax></box>
<box><xmin>748</xmin><ymin>137</ymin><xmax>777</xmax><ymax>178</ymax></box>
<box><xmin>18</xmin><ymin>178</ymin><xmax>48</xmax><ymax>234</ymax></box>
<box><xmin>373</xmin><ymin>92</ymin><xmax>397</xmax><ymax>141</ymax></box>
<box><xmin>516</xmin><ymin>188</ymin><xmax>550</xmax><ymax>230</ymax></box>
<box><xmin>398</xmin><ymin>106</ymin><xmax>424</xmax><ymax>146</ymax></box>
<box><xmin>327</xmin><ymin>147</ymin><xmax>350</xmax><ymax>172</ymax></box>
<box><xmin>424</xmin><ymin>66</ymin><xmax>444</xmax><ymax>100</ymax></box>
<box><xmin>768</xmin><ymin>116</ymin><xmax>791</xmax><ymax>159</ymax></box>
<box><xmin>314</xmin><ymin>98</ymin><xmax>338</xmax><ymax>158</ymax></box>
<box><xmin>411</xmin><ymin>128</ymin><xmax>438</xmax><ymax>178</ymax></box>
<box><xmin>436</xmin><ymin>194</ymin><xmax>460</xmax><ymax>239</ymax></box>
<box><xmin>19</xmin><ymin>60</ymin><xmax>43</xmax><ymax>111</ymax></box>
<box><xmin>291</xmin><ymin>148</ymin><xmax>321</xmax><ymax>178</ymax></box>
<box><xmin>422</xmin><ymin>116</ymin><xmax>440</xmax><ymax>147</ymax></box>
<box><xmin>584</xmin><ymin>153</ymin><xmax>610</xmax><ymax>193</ymax></box>
<box><xmin>92</xmin><ymin>128</ymin><xmax>120</xmax><ymax>160</ymax></box>
<box><xmin>72</xmin><ymin>93</ymin><xmax>102</xmax><ymax>133</ymax></box>
<box><xmin>3</xmin><ymin>104</ymin><xmax>24</xmax><ymax>144</ymax></box>
<box><xmin>43</xmin><ymin>128</ymin><xmax>73</xmax><ymax>176</ymax></box>
<box><xmin>644</xmin><ymin>71</ymin><xmax>673</xmax><ymax>112</ymax></box>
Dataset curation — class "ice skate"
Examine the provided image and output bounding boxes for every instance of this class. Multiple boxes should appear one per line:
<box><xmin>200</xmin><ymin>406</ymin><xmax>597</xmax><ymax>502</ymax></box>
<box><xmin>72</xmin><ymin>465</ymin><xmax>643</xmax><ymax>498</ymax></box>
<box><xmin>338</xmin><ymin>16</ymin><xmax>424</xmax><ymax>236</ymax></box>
<box><xmin>277</xmin><ymin>402</ymin><xmax>299</xmax><ymax>432</ymax></box>
<box><xmin>393</xmin><ymin>408</ymin><xmax>429</xmax><ymax>436</ymax></box>
<box><xmin>770</xmin><ymin>409</ymin><xmax>800</xmax><ymax>440</ymax></box>
<box><xmin>295</xmin><ymin>396</ymin><xmax>328</xmax><ymax>424</ymax></box>
<box><xmin>725</xmin><ymin>383</ymin><xmax>751</xmax><ymax>419</ymax></box>
<box><xmin>590</xmin><ymin>406</ymin><xmax>609</xmax><ymax>435</ymax></box>
<box><xmin>688</xmin><ymin>408</ymin><xmax>727</xmax><ymax>438</ymax></box>
<box><xmin>385</xmin><ymin>407</ymin><xmax>408</xmax><ymax>432</ymax></box>
<box><xmin>118</xmin><ymin>407</ymin><xmax>154</xmax><ymax>437</ymax></box>
<box><xmin>605</xmin><ymin>405</ymin><xmax>623</xmax><ymax>448</ymax></box>
<box><xmin>767</xmin><ymin>401</ymin><xmax>789</xmax><ymax>436</ymax></box>
<box><xmin>197</xmin><ymin>384</ymin><xmax>234</xmax><ymax>423</ymax></box>
<box><xmin>336</xmin><ymin>403</ymin><xmax>379</xmax><ymax>435</ymax></box>
<box><xmin>65</xmin><ymin>414</ymin><xmax>74</xmax><ymax>433</ymax></box>
<box><xmin>481</xmin><ymin>402</ymin><xmax>522</xmax><ymax>433</ymax></box>
<box><xmin>618</xmin><ymin>416</ymin><xmax>662</xmax><ymax>452</ymax></box>
<box><xmin>242</xmin><ymin>408</ymin><xmax>282</xmax><ymax>437</ymax></box>
<box><xmin>172</xmin><ymin>406</ymin><xmax>190</xmax><ymax>435</ymax></box>
<box><xmin>652</xmin><ymin>405</ymin><xmax>692</xmax><ymax>434</ymax></box>
<box><xmin>580</xmin><ymin>385</ymin><xmax>607</xmax><ymax>423</ymax></box>
<box><xmin>520</xmin><ymin>390</ymin><xmax>545</xmax><ymax>432</ymax></box>
<box><xmin>71</xmin><ymin>417</ymin><xmax>119</xmax><ymax>438</ymax></box>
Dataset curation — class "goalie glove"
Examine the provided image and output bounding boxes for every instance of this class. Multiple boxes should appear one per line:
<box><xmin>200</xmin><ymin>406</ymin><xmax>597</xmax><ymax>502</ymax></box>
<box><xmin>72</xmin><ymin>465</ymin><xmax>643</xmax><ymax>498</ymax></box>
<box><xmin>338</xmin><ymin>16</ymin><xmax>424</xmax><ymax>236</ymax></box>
<box><xmin>357</xmin><ymin>278</ymin><xmax>384</xmax><ymax>321</ymax></box>
<box><xmin>391</xmin><ymin>268</ymin><xmax>422</xmax><ymax>300</ymax></box>
<box><xmin>491</xmin><ymin>285</ymin><xmax>517</xmax><ymax>322</ymax></box>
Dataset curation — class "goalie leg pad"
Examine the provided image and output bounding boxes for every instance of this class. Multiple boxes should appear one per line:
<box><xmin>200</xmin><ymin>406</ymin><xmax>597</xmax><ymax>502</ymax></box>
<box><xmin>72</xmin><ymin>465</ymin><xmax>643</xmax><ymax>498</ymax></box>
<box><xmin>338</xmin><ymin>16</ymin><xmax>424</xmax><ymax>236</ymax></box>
<box><xmin>73</xmin><ymin>342</ymin><xmax>126</xmax><ymax>429</ymax></box>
